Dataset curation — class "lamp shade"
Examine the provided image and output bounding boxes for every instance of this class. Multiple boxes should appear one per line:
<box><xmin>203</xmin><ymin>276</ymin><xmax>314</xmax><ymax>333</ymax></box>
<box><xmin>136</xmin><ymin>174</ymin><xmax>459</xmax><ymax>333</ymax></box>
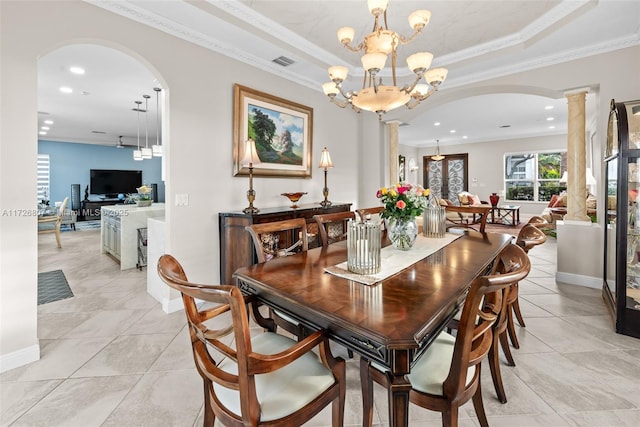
<box><xmin>407</xmin><ymin>52</ymin><xmax>433</xmax><ymax>73</ymax></box>
<box><xmin>559</xmin><ymin>171</ymin><xmax>568</xmax><ymax>183</ymax></box>
<box><xmin>408</xmin><ymin>9</ymin><xmax>431</xmax><ymax>30</ymax></box>
<box><xmin>367</xmin><ymin>0</ymin><xmax>388</xmax><ymax>16</ymax></box>
<box><xmin>323</xmin><ymin>82</ymin><xmax>340</xmax><ymax>96</ymax></box>
<box><xmin>241</xmin><ymin>139</ymin><xmax>261</xmax><ymax>166</ymax></box>
<box><xmin>319</xmin><ymin>147</ymin><xmax>334</xmax><ymax>169</ymax></box>
<box><xmin>424</xmin><ymin>67</ymin><xmax>448</xmax><ymax>86</ymax></box>
<box><xmin>328</xmin><ymin>66</ymin><xmax>349</xmax><ymax>82</ymax></box>
<box><xmin>337</xmin><ymin>26</ymin><xmax>355</xmax><ymax>44</ymax></box>
<box><xmin>411</xmin><ymin>84</ymin><xmax>429</xmax><ymax>97</ymax></box>
<box><xmin>361</xmin><ymin>52</ymin><xmax>387</xmax><ymax>73</ymax></box>
<box><xmin>133</xmin><ymin>149</ymin><xmax>143</xmax><ymax>161</ymax></box>
<box><xmin>141</xmin><ymin>147</ymin><xmax>153</xmax><ymax>159</ymax></box>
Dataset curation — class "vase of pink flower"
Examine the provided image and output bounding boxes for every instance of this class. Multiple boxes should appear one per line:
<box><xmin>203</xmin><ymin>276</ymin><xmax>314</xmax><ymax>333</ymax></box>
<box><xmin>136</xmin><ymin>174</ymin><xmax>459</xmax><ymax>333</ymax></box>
<box><xmin>376</xmin><ymin>183</ymin><xmax>430</xmax><ymax>250</ymax></box>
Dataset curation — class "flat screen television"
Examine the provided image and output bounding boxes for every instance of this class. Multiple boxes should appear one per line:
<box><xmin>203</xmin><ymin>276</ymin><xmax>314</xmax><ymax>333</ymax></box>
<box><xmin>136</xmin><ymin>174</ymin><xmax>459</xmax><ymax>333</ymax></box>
<box><xmin>90</xmin><ymin>169</ymin><xmax>142</xmax><ymax>198</ymax></box>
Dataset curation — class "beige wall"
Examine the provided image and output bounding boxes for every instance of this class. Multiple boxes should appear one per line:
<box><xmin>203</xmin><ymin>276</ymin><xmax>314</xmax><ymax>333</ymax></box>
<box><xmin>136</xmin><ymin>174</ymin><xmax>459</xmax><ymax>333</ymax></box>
<box><xmin>0</xmin><ymin>0</ymin><xmax>366</xmax><ymax>371</ymax></box>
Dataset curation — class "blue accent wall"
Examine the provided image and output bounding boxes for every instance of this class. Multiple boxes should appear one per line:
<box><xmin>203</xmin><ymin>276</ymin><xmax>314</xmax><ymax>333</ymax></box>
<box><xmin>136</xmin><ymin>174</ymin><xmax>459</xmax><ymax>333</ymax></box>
<box><xmin>38</xmin><ymin>140</ymin><xmax>165</xmax><ymax>204</ymax></box>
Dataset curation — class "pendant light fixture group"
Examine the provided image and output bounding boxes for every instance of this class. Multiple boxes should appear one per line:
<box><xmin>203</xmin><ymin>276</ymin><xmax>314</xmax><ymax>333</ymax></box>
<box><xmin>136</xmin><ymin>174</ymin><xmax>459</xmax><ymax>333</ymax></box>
<box><xmin>131</xmin><ymin>88</ymin><xmax>163</xmax><ymax>161</ymax></box>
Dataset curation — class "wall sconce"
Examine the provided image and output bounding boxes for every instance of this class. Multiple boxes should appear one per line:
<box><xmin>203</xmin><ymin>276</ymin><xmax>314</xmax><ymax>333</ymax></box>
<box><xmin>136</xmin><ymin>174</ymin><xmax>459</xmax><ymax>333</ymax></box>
<box><xmin>241</xmin><ymin>138</ymin><xmax>261</xmax><ymax>214</ymax></box>
<box><xmin>409</xmin><ymin>157</ymin><xmax>419</xmax><ymax>172</ymax></box>
<box><xmin>319</xmin><ymin>147</ymin><xmax>334</xmax><ymax>207</ymax></box>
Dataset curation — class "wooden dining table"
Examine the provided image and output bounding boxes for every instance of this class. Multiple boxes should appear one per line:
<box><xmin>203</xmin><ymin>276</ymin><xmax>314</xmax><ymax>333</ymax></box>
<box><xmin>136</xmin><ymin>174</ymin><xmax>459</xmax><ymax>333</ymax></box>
<box><xmin>233</xmin><ymin>230</ymin><xmax>512</xmax><ymax>427</ymax></box>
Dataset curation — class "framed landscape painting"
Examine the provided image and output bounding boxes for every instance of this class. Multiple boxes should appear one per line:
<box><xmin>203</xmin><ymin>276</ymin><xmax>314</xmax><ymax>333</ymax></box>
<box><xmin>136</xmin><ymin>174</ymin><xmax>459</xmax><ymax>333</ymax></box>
<box><xmin>233</xmin><ymin>84</ymin><xmax>313</xmax><ymax>178</ymax></box>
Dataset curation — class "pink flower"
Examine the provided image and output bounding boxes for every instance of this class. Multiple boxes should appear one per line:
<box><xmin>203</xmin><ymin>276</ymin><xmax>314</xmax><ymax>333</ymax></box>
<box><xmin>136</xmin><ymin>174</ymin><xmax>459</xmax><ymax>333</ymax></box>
<box><xmin>376</xmin><ymin>190</ymin><xmax>382</xmax><ymax>198</ymax></box>
<box><xmin>397</xmin><ymin>186</ymin><xmax>408</xmax><ymax>195</ymax></box>
<box><xmin>396</xmin><ymin>200</ymin><xmax>406</xmax><ymax>209</ymax></box>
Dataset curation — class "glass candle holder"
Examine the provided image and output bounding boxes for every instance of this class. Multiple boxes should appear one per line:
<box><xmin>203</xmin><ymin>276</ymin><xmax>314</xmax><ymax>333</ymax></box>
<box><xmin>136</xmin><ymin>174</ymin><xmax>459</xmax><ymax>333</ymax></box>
<box><xmin>423</xmin><ymin>206</ymin><xmax>446</xmax><ymax>238</ymax></box>
<box><xmin>347</xmin><ymin>220</ymin><xmax>381</xmax><ymax>275</ymax></box>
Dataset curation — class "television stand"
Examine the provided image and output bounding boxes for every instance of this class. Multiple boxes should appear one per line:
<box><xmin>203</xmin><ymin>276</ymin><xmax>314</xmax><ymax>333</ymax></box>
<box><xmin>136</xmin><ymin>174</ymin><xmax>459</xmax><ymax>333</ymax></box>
<box><xmin>81</xmin><ymin>199</ymin><xmax>121</xmax><ymax>220</ymax></box>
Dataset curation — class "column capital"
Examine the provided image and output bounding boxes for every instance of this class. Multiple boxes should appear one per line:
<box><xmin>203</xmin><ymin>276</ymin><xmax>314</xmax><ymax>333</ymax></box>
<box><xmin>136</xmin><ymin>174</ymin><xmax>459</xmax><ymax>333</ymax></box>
<box><xmin>563</xmin><ymin>87</ymin><xmax>590</xmax><ymax>97</ymax></box>
<box><xmin>384</xmin><ymin>120</ymin><xmax>403</xmax><ymax>126</ymax></box>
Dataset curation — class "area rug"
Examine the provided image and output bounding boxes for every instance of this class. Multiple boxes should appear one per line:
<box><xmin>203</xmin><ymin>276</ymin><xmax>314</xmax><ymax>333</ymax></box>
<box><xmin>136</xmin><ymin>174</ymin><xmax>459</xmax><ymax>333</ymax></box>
<box><xmin>38</xmin><ymin>270</ymin><xmax>74</xmax><ymax>305</ymax></box>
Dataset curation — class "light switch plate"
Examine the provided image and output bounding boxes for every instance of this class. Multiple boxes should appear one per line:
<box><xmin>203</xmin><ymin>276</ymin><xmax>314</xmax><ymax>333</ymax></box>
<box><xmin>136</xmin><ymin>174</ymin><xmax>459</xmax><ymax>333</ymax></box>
<box><xmin>175</xmin><ymin>193</ymin><xmax>189</xmax><ymax>206</ymax></box>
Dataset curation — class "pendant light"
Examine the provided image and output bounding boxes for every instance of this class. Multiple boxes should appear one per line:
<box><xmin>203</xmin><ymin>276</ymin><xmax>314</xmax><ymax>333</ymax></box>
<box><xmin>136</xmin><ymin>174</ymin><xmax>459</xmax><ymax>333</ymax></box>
<box><xmin>133</xmin><ymin>100</ymin><xmax>143</xmax><ymax>161</ymax></box>
<box><xmin>152</xmin><ymin>87</ymin><xmax>163</xmax><ymax>157</ymax></box>
<box><xmin>141</xmin><ymin>94</ymin><xmax>152</xmax><ymax>159</ymax></box>
<box><xmin>431</xmin><ymin>139</ymin><xmax>444</xmax><ymax>161</ymax></box>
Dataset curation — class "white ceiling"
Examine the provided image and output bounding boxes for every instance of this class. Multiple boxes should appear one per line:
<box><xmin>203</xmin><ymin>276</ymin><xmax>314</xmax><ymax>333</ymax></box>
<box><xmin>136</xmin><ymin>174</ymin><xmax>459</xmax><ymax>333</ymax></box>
<box><xmin>38</xmin><ymin>0</ymin><xmax>640</xmax><ymax>149</ymax></box>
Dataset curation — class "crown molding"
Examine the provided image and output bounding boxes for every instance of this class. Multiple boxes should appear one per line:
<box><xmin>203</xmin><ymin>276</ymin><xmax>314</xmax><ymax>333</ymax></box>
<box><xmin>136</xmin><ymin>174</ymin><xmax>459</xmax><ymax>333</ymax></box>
<box><xmin>86</xmin><ymin>0</ymin><xmax>321</xmax><ymax>91</ymax></box>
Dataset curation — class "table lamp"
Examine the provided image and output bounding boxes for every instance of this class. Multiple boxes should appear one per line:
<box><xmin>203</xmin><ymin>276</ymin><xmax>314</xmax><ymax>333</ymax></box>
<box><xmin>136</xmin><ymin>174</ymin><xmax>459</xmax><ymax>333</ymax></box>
<box><xmin>241</xmin><ymin>138</ymin><xmax>261</xmax><ymax>214</ymax></box>
<box><xmin>319</xmin><ymin>147</ymin><xmax>334</xmax><ymax>207</ymax></box>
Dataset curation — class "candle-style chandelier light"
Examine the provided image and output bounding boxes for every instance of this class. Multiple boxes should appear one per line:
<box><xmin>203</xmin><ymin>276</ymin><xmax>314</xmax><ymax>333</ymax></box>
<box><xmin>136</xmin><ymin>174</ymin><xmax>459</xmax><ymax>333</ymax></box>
<box><xmin>322</xmin><ymin>0</ymin><xmax>447</xmax><ymax>119</ymax></box>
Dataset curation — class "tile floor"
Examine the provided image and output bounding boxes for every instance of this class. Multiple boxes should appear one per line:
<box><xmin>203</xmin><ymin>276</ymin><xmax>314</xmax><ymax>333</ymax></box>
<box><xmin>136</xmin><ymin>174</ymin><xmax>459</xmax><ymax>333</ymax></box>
<box><xmin>2</xmin><ymin>228</ymin><xmax>640</xmax><ymax>426</ymax></box>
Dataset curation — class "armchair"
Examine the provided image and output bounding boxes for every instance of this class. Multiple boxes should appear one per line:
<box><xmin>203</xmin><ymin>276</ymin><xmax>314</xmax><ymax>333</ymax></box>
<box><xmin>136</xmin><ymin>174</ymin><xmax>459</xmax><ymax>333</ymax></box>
<box><xmin>38</xmin><ymin>197</ymin><xmax>69</xmax><ymax>248</ymax></box>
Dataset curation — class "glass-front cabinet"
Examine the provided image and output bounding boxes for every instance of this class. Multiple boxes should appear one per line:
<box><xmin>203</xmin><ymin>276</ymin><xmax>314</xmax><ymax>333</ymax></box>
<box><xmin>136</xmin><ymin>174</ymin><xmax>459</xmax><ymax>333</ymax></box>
<box><xmin>604</xmin><ymin>99</ymin><xmax>640</xmax><ymax>338</ymax></box>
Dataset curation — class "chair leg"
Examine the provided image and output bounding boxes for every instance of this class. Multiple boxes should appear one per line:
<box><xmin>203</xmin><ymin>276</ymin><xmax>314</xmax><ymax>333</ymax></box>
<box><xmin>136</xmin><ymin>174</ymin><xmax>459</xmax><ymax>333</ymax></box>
<box><xmin>506</xmin><ymin>306</ymin><xmax>520</xmax><ymax>349</ymax></box>
<box><xmin>441</xmin><ymin>405</ymin><xmax>460</xmax><ymax>427</ymax></box>
<box><xmin>203</xmin><ymin>379</ymin><xmax>215</xmax><ymax>427</ymax></box>
<box><xmin>332</xmin><ymin>360</ymin><xmax>346</xmax><ymax>427</ymax></box>
<box><xmin>55</xmin><ymin>227</ymin><xmax>62</xmax><ymax>248</ymax></box>
<box><xmin>512</xmin><ymin>296</ymin><xmax>526</xmax><ymax>327</ymax></box>
<box><xmin>360</xmin><ymin>358</ymin><xmax>374</xmax><ymax>427</ymax></box>
<box><xmin>499</xmin><ymin>329</ymin><xmax>516</xmax><ymax>367</ymax></box>
<box><xmin>488</xmin><ymin>334</ymin><xmax>507</xmax><ymax>404</ymax></box>
<box><xmin>472</xmin><ymin>367</ymin><xmax>489</xmax><ymax>427</ymax></box>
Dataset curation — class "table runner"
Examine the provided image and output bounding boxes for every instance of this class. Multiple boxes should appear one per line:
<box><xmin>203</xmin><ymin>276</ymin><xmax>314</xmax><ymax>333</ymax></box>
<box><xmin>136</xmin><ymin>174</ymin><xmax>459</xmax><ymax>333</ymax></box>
<box><xmin>324</xmin><ymin>233</ymin><xmax>462</xmax><ymax>285</ymax></box>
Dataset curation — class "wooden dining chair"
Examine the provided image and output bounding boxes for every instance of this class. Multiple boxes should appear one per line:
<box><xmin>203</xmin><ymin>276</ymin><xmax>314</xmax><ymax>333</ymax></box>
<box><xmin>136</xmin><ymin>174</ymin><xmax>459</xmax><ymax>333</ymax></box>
<box><xmin>361</xmin><ymin>243</ymin><xmax>531</xmax><ymax>427</ymax></box>
<box><xmin>38</xmin><ymin>196</ymin><xmax>69</xmax><ymax>248</ymax></box>
<box><xmin>313</xmin><ymin>211</ymin><xmax>356</xmax><ymax>247</ymax></box>
<box><xmin>245</xmin><ymin>218</ymin><xmax>309</xmax><ymax>337</ymax></box>
<box><xmin>157</xmin><ymin>254</ymin><xmax>346</xmax><ymax>427</ymax></box>
<box><xmin>527</xmin><ymin>215</ymin><xmax>550</xmax><ymax>229</ymax></box>
<box><xmin>508</xmin><ymin>224</ymin><xmax>547</xmax><ymax>348</ymax></box>
<box><xmin>486</xmin><ymin>243</ymin><xmax>532</xmax><ymax>403</ymax></box>
<box><xmin>444</xmin><ymin>204</ymin><xmax>491</xmax><ymax>233</ymax></box>
<box><xmin>356</xmin><ymin>206</ymin><xmax>384</xmax><ymax>222</ymax></box>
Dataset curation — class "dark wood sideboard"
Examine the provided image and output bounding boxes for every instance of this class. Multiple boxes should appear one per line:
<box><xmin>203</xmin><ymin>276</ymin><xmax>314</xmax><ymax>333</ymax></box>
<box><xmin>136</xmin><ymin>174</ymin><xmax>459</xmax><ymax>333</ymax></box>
<box><xmin>218</xmin><ymin>202</ymin><xmax>352</xmax><ymax>285</ymax></box>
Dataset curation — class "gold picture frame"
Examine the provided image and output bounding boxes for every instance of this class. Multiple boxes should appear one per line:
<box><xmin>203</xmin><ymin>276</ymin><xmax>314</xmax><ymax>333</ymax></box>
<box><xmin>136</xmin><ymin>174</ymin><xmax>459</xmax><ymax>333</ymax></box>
<box><xmin>233</xmin><ymin>84</ymin><xmax>313</xmax><ymax>178</ymax></box>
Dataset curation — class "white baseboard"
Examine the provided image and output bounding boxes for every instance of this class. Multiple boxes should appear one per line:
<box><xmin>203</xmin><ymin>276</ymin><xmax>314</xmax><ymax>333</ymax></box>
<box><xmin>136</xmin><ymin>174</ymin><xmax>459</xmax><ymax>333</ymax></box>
<box><xmin>162</xmin><ymin>297</ymin><xmax>183</xmax><ymax>314</ymax></box>
<box><xmin>555</xmin><ymin>272</ymin><xmax>602</xmax><ymax>289</ymax></box>
<box><xmin>0</xmin><ymin>344</ymin><xmax>40</xmax><ymax>373</ymax></box>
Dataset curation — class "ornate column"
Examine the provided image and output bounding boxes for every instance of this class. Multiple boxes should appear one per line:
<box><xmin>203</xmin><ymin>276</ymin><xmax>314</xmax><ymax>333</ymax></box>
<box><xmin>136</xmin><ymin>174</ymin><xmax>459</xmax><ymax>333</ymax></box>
<box><xmin>564</xmin><ymin>89</ymin><xmax>590</xmax><ymax>221</ymax></box>
<box><xmin>387</xmin><ymin>120</ymin><xmax>401</xmax><ymax>185</ymax></box>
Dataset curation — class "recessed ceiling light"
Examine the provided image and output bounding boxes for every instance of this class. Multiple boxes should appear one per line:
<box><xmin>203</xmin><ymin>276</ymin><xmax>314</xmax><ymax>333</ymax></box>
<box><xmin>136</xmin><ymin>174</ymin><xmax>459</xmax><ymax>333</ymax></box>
<box><xmin>44</xmin><ymin>120</ymin><xmax>54</xmax><ymax>125</ymax></box>
<box><xmin>59</xmin><ymin>86</ymin><xmax>72</xmax><ymax>94</ymax></box>
<box><xmin>449</xmin><ymin>129</ymin><xmax>456</xmax><ymax>133</ymax></box>
<box><xmin>549</xmin><ymin>125</ymin><xmax>556</xmax><ymax>129</ymax></box>
<box><xmin>462</xmin><ymin>136</ymin><xmax>468</xmax><ymax>139</ymax></box>
<box><xmin>546</xmin><ymin>117</ymin><xmax>555</xmax><ymax>121</ymax></box>
<box><xmin>434</xmin><ymin>122</ymin><xmax>440</xmax><ymax>126</ymax></box>
<box><xmin>69</xmin><ymin>66</ymin><xmax>85</xmax><ymax>75</ymax></box>
<box><xmin>41</xmin><ymin>126</ymin><xmax>50</xmax><ymax>130</ymax></box>
<box><xmin>39</xmin><ymin>131</ymin><xmax>47</xmax><ymax>135</ymax></box>
<box><xmin>545</xmin><ymin>105</ymin><xmax>554</xmax><ymax>110</ymax></box>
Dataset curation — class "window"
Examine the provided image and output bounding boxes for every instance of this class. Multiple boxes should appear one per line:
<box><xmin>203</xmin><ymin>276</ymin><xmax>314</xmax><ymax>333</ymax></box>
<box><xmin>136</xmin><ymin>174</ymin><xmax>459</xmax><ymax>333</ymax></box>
<box><xmin>504</xmin><ymin>151</ymin><xmax>567</xmax><ymax>202</ymax></box>
<box><xmin>37</xmin><ymin>154</ymin><xmax>50</xmax><ymax>204</ymax></box>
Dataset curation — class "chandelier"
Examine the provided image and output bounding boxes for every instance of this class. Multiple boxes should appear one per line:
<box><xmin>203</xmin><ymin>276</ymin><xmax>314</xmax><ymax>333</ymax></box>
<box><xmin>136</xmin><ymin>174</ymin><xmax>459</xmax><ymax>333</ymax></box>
<box><xmin>322</xmin><ymin>0</ymin><xmax>447</xmax><ymax>119</ymax></box>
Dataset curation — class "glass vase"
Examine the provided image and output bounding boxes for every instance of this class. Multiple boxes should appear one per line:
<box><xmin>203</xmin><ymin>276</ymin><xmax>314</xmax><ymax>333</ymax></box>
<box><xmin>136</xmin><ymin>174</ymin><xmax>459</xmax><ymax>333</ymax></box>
<box><xmin>388</xmin><ymin>217</ymin><xmax>418</xmax><ymax>251</ymax></box>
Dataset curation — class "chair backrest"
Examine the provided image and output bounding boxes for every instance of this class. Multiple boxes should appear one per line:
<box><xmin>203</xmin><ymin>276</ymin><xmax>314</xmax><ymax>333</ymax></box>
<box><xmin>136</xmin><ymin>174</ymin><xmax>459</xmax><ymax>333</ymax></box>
<box><xmin>444</xmin><ymin>204</ymin><xmax>491</xmax><ymax>232</ymax></box>
<box><xmin>245</xmin><ymin>218</ymin><xmax>309</xmax><ymax>263</ymax></box>
<box><xmin>516</xmin><ymin>223</ymin><xmax>547</xmax><ymax>253</ymax></box>
<box><xmin>445</xmin><ymin>243</ymin><xmax>530</xmax><ymax>397</ymax></box>
<box><xmin>356</xmin><ymin>206</ymin><xmax>385</xmax><ymax>222</ymax></box>
<box><xmin>527</xmin><ymin>215</ymin><xmax>549</xmax><ymax>228</ymax></box>
<box><xmin>156</xmin><ymin>255</ymin><xmax>262</xmax><ymax>424</ymax></box>
<box><xmin>313</xmin><ymin>211</ymin><xmax>356</xmax><ymax>247</ymax></box>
